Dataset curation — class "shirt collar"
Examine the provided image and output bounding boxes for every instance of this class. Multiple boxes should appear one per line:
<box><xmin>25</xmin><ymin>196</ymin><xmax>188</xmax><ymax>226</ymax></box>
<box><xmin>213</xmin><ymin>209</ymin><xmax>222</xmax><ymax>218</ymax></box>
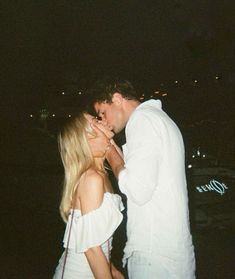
<box><xmin>127</xmin><ymin>99</ymin><xmax>162</xmax><ymax>129</ymax></box>
<box><xmin>136</xmin><ymin>99</ymin><xmax>162</xmax><ymax>111</ymax></box>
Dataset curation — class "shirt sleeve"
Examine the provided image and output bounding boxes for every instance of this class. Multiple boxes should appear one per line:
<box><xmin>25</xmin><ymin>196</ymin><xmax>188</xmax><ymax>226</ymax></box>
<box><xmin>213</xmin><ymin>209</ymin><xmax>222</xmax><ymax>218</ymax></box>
<box><xmin>118</xmin><ymin>111</ymin><xmax>163</xmax><ymax>206</ymax></box>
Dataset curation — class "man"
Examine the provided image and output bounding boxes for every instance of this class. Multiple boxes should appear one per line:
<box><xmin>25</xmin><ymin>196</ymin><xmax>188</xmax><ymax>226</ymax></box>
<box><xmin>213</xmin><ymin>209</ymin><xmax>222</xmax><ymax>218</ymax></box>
<box><xmin>88</xmin><ymin>78</ymin><xmax>196</xmax><ymax>279</ymax></box>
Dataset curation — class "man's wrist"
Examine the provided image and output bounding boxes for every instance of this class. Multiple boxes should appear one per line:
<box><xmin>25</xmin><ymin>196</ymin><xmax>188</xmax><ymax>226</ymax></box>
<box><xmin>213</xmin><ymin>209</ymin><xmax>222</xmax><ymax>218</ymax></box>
<box><xmin>109</xmin><ymin>139</ymin><xmax>115</xmax><ymax>145</ymax></box>
<box><xmin>104</xmin><ymin>140</ymin><xmax>113</xmax><ymax>154</ymax></box>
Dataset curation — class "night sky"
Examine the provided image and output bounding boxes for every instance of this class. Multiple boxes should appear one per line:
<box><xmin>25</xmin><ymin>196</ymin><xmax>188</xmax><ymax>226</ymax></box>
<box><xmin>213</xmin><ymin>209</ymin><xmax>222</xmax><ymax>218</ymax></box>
<box><xmin>1</xmin><ymin>1</ymin><xmax>235</xmax><ymax>125</ymax></box>
<box><xmin>1</xmin><ymin>4</ymin><xmax>235</xmax><ymax>278</ymax></box>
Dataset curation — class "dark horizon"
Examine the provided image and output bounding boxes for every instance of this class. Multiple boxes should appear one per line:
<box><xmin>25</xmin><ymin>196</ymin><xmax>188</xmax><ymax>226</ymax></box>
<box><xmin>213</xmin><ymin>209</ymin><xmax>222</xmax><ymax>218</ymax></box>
<box><xmin>2</xmin><ymin>1</ymin><xmax>235</xmax><ymax>122</ymax></box>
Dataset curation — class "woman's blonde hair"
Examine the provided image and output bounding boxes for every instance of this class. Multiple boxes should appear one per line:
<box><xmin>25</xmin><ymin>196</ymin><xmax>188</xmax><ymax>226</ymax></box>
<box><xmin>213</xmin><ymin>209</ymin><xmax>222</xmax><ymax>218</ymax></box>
<box><xmin>58</xmin><ymin>113</ymin><xmax>96</xmax><ymax>222</ymax></box>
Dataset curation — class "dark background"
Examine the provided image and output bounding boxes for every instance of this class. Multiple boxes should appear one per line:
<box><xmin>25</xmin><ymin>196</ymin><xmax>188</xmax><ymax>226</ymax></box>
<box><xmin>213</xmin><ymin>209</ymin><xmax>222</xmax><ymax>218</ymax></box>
<box><xmin>1</xmin><ymin>1</ymin><xmax>235</xmax><ymax>278</ymax></box>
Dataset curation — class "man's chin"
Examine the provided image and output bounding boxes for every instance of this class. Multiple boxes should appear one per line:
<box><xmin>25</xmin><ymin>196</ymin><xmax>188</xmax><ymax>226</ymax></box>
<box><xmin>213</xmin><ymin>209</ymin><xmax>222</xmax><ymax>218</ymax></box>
<box><xmin>113</xmin><ymin>127</ymin><xmax>122</xmax><ymax>134</ymax></box>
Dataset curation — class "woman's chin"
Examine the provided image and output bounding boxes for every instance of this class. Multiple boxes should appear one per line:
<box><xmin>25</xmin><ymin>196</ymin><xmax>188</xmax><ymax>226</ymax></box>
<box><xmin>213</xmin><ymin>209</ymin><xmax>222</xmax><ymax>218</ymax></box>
<box><xmin>93</xmin><ymin>152</ymin><xmax>106</xmax><ymax>159</ymax></box>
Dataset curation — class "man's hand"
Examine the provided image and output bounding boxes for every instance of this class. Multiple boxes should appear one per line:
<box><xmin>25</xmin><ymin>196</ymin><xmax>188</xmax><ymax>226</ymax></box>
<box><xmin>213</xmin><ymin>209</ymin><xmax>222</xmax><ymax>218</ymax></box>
<box><xmin>88</xmin><ymin>123</ymin><xmax>111</xmax><ymax>158</ymax></box>
<box><xmin>89</xmin><ymin>122</ymin><xmax>125</xmax><ymax>178</ymax></box>
<box><xmin>91</xmin><ymin>118</ymin><xmax>114</xmax><ymax>139</ymax></box>
<box><xmin>111</xmin><ymin>263</ymin><xmax>125</xmax><ymax>279</ymax></box>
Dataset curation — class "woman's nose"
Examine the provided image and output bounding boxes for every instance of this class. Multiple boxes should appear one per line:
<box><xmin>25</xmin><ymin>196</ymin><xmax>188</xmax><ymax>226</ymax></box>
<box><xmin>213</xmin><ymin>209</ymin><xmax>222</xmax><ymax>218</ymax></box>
<box><xmin>93</xmin><ymin>117</ymin><xmax>108</xmax><ymax>127</ymax></box>
<box><xmin>95</xmin><ymin>116</ymin><xmax>107</xmax><ymax>124</ymax></box>
<box><xmin>101</xmin><ymin>118</ymin><xmax>108</xmax><ymax>126</ymax></box>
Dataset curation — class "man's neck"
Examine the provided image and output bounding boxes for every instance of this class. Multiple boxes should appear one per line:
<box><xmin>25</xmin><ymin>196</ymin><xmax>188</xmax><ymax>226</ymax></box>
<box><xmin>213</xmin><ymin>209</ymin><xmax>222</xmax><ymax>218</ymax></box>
<box><xmin>123</xmin><ymin>99</ymin><xmax>140</xmax><ymax>120</ymax></box>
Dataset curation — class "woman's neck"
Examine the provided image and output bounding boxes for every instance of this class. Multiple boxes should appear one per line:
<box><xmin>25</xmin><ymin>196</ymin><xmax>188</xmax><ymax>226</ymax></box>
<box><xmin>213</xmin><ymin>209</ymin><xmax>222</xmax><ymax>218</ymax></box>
<box><xmin>94</xmin><ymin>157</ymin><xmax>106</xmax><ymax>173</ymax></box>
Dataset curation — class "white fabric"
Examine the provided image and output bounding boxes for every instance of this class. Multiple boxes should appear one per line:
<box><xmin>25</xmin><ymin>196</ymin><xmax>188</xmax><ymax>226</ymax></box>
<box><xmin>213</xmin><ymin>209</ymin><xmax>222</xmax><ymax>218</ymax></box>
<box><xmin>63</xmin><ymin>192</ymin><xmax>124</xmax><ymax>253</ymax></box>
<box><xmin>128</xmin><ymin>251</ymin><xmax>171</xmax><ymax>279</ymax></box>
<box><xmin>118</xmin><ymin>100</ymin><xmax>196</xmax><ymax>278</ymax></box>
<box><xmin>128</xmin><ymin>251</ymin><xmax>196</xmax><ymax>279</ymax></box>
<box><xmin>53</xmin><ymin>193</ymin><xmax>124</xmax><ymax>279</ymax></box>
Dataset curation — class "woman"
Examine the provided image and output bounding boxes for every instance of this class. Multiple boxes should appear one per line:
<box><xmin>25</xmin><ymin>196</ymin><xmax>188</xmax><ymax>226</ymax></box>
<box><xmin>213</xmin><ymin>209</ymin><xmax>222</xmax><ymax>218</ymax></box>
<box><xmin>53</xmin><ymin>113</ymin><xmax>124</xmax><ymax>279</ymax></box>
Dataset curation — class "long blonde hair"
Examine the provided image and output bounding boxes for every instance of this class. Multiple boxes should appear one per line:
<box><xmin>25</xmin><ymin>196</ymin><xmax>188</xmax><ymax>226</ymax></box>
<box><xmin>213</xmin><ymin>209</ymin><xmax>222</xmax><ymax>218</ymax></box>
<box><xmin>58</xmin><ymin>113</ymin><xmax>95</xmax><ymax>222</ymax></box>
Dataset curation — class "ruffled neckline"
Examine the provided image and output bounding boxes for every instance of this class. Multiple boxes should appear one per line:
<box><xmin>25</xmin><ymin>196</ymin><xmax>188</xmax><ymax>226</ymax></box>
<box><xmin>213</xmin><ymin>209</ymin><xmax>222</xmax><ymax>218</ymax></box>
<box><xmin>71</xmin><ymin>192</ymin><xmax>123</xmax><ymax>216</ymax></box>
<box><xmin>63</xmin><ymin>192</ymin><xmax>124</xmax><ymax>252</ymax></box>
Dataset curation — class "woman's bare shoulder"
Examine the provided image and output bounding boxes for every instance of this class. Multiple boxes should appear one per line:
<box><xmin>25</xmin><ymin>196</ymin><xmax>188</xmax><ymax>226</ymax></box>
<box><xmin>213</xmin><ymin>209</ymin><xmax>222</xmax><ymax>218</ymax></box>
<box><xmin>78</xmin><ymin>169</ymin><xmax>105</xmax><ymax>213</ymax></box>
<box><xmin>79</xmin><ymin>168</ymin><xmax>104</xmax><ymax>195</ymax></box>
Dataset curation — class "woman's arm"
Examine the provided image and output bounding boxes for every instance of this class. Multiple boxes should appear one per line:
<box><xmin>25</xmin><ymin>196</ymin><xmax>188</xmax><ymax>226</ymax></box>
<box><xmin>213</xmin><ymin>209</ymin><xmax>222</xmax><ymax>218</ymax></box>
<box><xmin>79</xmin><ymin>170</ymin><xmax>113</xmax><ymax>279</ymax></box>
<box><xmin>85</xmin><ymin>246</ymin><xmax>112</xmax><ymax>279</ymax></box>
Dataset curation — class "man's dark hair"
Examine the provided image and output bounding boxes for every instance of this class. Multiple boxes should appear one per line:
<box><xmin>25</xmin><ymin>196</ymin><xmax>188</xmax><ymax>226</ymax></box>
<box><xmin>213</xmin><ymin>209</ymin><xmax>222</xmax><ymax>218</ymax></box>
<box><xmin>87</xmin><ymin>76</ymin><xmax>140</xmax><ymax>105</ymax></box>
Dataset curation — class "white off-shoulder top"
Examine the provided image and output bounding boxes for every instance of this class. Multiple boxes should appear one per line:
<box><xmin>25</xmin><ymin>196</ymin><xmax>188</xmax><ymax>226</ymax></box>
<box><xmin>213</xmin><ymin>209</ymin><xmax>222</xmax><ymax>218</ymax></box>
<box><xmin>63</xmin><ymin>192</ymin><xmax>124</xmax><ymax>257</ymax></box>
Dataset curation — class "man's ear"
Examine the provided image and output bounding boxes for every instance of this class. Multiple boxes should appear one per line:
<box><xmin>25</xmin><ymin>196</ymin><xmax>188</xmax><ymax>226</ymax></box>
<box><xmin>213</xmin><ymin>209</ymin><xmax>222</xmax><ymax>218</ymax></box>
<box><xmin>112</xmin><ymin>92</ymin><xmax>123</xmax><ymax>105</ymax></box>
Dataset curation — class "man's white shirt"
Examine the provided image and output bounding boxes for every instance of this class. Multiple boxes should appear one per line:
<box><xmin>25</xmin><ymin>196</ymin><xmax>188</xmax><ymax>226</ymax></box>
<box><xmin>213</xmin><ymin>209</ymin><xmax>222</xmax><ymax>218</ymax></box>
<box><xmin>118</xmin><ymin>100</ymin><xmax>195</xmax><ymax>278</ymax></box>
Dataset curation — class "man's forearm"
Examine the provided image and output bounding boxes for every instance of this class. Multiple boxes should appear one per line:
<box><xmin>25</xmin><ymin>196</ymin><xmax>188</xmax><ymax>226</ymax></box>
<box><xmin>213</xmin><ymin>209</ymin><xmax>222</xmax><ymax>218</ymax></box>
<box><xmin>106</xmin><ymin>143</ymin><xmax>124</xmax><ymax>179</ymax></box>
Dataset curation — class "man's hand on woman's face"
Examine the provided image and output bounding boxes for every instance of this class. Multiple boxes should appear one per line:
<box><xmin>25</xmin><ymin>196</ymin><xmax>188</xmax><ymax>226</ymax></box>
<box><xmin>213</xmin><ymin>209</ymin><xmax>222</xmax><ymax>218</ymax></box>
<box><xmin>87</xmin><ymin>123</ymin><xmax>111</xmax><ymax>158</ymax></box>
<box><xmin>91</xmin><ymin>118</ymin><xmax>114</xmax><ymax>139</ymax></box>
<box><xmin>84</xmin><ymin>113</ymin><xmax>113</xmax><ymax>138</ymax></box>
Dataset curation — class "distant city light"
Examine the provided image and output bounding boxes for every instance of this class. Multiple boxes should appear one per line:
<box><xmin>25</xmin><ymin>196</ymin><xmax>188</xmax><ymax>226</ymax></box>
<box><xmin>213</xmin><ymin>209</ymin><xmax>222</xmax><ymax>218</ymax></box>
<box><xmin>26</xmin><ymin>74</ymin><xmax>227</xmax><ymax>120</ymax></box>
<box><xmin>188</xmin><ymin>164</ymin><xmax>192</xmax><ymax>169</ymax></box>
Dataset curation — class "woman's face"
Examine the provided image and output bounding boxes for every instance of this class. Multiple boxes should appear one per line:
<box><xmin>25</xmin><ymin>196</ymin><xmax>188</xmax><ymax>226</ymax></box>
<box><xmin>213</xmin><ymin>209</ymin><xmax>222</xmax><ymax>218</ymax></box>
<box><xmin>83</xmin><ymin>113</ymin><xmax>113</xmax><ymax>158</ymax></box>
<box><xmin>84</xmin><ymin>113</ymin><xmax>114</xmax><ymax>139</ymax></box>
